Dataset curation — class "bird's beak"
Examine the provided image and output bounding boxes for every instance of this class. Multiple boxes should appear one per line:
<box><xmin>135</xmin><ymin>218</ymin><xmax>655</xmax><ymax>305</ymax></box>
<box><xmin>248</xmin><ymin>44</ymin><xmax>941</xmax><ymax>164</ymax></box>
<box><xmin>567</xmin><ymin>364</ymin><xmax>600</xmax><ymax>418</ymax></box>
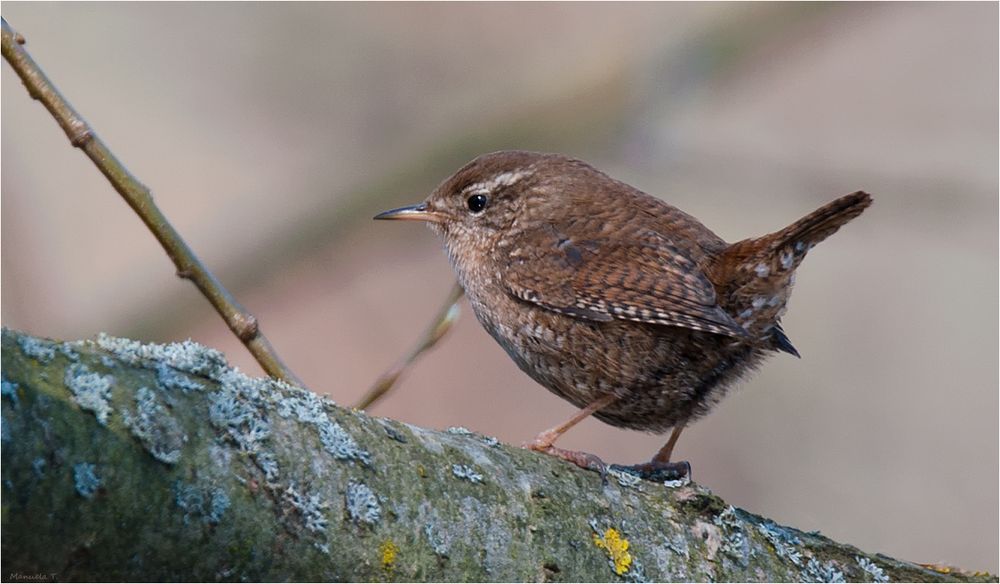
<box><xmin>373</xmin><ymin>202</ymin><xmax>446</xmax><ymax>224</ymax></box>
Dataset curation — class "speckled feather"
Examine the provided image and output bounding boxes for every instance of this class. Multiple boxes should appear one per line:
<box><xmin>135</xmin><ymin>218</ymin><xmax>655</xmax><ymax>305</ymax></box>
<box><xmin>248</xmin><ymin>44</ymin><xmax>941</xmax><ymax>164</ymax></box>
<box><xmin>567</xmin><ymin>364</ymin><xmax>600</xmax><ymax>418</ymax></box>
<box><xmin>413</xmin><ymin>151</ymin><xmax>871</xmax><ymax>433</ymax></box>
<box><xmin>503</xmin><ymin>221</ymin><xmax>749</xmax><ymax>338</ymax></box>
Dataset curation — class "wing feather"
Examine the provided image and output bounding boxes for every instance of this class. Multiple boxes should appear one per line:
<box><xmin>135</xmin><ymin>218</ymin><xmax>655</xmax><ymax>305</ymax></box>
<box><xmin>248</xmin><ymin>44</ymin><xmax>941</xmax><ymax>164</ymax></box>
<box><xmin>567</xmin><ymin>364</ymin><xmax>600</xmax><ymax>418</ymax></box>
<box><xmin>502</xmin><ymin>224</ymin><xmax>747</xmax><ymax>338</ymax></box>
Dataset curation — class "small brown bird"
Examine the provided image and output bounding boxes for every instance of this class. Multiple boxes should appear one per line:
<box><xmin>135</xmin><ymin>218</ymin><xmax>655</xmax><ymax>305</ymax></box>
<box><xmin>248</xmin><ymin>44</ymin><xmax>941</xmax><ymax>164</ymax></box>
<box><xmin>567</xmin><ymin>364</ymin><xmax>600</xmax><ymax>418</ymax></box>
<box><xmin>376</xmin><ymin>151</ymin><xmax>871</xmax><ymax>478</ymax></box>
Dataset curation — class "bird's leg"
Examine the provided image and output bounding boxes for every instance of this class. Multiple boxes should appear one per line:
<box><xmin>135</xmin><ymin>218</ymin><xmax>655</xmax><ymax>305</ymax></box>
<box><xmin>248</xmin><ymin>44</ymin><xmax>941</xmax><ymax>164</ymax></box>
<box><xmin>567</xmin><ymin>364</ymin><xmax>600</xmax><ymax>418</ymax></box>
<box><xmin>522</xmin><ymin>394</ymin><xmax>618</xmax><ymax>474</ymax></box>
<box><xmin>653</xmin><ymin>423</ymin><xmax>685</xmax><ymax>463</ymax></box>
<box><xmin>612</xmin><ymin>423</ymin><xmax>691</xmax><ymax>482</ymax></box>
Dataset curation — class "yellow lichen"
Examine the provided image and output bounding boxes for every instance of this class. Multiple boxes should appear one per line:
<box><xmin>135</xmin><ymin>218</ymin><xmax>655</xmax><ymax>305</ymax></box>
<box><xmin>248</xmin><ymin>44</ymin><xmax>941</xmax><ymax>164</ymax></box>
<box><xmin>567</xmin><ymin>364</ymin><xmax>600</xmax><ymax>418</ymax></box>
<box><xmin>918</xmin><ymin>562</ymin><xmax>952</xmax><ymax>574</ymax></box>
<box><xmin>380</xmin><ymin>539</ymin><xmax>398</xmax><ymax>572</ymax></box>
<box><xmin>593</xmin><ymin>527</ymin><xmax>632</xmax><ymax>575</ymax></box>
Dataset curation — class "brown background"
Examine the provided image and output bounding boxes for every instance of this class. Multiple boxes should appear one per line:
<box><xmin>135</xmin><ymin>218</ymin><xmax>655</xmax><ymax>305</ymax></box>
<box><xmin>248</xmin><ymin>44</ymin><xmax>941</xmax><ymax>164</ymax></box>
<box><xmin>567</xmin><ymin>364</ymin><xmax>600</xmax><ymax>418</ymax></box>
<box><xmin>2</xmin><ymin>2</ymin><xmax>997</xmax><ymax>572</ymax></box>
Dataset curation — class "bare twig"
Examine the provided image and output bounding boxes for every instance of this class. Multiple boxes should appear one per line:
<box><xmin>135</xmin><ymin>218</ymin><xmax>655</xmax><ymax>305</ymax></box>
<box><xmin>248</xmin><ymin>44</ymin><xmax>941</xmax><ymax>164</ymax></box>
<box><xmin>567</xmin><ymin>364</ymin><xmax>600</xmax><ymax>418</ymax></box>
<box><xmin>356</xmin><ymin>281</ymin><xmax>463</xmax><ymax>410</ymax></box>
<box><xmin>1</xmin><ymin>18</ymin><xmax>305</xmax><ymax>388</ymax></box>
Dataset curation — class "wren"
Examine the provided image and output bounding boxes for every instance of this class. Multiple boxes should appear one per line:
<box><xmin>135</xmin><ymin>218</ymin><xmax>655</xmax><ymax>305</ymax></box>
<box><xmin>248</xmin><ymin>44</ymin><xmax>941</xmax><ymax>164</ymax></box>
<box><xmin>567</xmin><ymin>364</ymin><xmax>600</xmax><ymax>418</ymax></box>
<box><xmin>375</xmin><ymin>151</ymin><xmax>871</xmax><ymax>478</ymax></box>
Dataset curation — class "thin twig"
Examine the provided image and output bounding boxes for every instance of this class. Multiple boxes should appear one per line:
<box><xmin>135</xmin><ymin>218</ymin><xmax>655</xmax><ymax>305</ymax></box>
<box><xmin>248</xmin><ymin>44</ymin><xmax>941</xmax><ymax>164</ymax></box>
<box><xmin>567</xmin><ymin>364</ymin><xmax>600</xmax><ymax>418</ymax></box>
<box><xmin>1</xmin><ymin>18</ymin><xmax>306</xmax><ymax>388</ymax></box>
<box><xmin>356</xmin><ymin>281</ymin><xmax>464</xmax><ymax>410</ymax></box>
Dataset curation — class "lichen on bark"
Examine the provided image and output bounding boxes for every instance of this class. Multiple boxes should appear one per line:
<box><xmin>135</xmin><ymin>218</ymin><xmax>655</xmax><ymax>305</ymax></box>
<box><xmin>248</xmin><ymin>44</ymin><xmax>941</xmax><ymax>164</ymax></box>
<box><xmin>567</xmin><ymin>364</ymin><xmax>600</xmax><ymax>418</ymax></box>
<box><xmin>1</xmin><ymin>328</ymin><xmax>995</xmax><ymax>582</ymax></box>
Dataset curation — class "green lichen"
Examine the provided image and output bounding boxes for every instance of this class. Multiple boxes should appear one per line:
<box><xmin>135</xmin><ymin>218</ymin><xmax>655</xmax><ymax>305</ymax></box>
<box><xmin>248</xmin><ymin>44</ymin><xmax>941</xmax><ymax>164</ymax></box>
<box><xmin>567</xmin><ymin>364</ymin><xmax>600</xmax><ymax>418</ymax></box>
<box><xmin>345</xmin><ymin>481</ymin><xmax>381</xmax><ymax>525</ymax></box>
<box><xmin>122</xmin><ymin>386</ymin><xmax>183</xmax><ymax>464</ymax></box>
<box><xmin>18</xmin><ymin>336</ymin><xmax>56</xmax><ymax>363</ymax></box>
<box><xmin>64</xmin><ymin>363</ymin><xmax>114</xmax><ymax>425</ymax></box>
<box><xmin>73</xmin><ymin>462</ymin><xmax>101</xmax><ymax>499</ymax></box>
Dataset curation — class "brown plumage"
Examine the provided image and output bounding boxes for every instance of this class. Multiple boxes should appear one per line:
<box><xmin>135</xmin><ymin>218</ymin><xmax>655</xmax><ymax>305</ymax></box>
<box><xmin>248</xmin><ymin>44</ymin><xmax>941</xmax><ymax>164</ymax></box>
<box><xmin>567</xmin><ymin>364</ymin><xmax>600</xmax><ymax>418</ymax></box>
<box><xmin>376</xmin><ymin>151</ymin><xmax>871</xmax><ymax>474</ymax></box>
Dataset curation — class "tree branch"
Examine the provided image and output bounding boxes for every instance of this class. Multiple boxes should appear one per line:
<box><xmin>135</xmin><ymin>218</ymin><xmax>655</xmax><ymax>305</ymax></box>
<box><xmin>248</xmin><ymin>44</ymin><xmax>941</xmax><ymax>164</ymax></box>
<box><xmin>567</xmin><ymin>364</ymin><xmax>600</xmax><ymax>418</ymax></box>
<box><xmin>1</xmin><ymin>329</ymin><xmax>993</xmax><ymax>582</ymax></box>
<box><xmin>357</xmin><ymin>282</ymin><xmax>464</xmax><ymax>410</ymax></box>
<box><xmin>0</xmin><ymin>18</ymin><xmax>304</xmax><ymax>388</ymax></box>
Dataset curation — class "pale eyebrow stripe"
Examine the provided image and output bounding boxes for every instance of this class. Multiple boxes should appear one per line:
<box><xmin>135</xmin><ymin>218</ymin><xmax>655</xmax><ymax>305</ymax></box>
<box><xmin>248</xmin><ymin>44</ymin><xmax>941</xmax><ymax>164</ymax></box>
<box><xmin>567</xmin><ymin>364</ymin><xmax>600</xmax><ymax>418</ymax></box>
<box><xmin>462</xmin><ymin>170</ymin><xmax>532</xmax><ymax>195</ymax></box>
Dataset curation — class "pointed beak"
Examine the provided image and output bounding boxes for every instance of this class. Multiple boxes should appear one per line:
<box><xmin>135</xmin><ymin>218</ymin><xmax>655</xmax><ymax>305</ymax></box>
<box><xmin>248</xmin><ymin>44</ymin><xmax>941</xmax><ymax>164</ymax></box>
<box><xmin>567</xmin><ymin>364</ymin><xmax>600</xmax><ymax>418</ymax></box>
<box><xmin>373</xmin><ymin>202</ymin><xmax>446</xmax><ymax>223</ymax></box>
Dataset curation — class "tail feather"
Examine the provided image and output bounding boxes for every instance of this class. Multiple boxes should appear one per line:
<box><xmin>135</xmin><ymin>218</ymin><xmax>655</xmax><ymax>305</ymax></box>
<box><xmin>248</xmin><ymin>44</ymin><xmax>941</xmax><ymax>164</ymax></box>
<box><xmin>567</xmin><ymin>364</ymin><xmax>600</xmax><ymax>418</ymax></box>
<box><xmin>766</xmin><ymin>191</ymin><xmax>872</xmax><ymax>254</ymax></box>
<box><xmin>709</xmin><ymin>191</ymin><xmax>872</xmax><ymax>349</ymax></box>
<box><xmin>713</xmin><ymin>190</ymin><xmax>873</xmax><ymax>281</ymax></box>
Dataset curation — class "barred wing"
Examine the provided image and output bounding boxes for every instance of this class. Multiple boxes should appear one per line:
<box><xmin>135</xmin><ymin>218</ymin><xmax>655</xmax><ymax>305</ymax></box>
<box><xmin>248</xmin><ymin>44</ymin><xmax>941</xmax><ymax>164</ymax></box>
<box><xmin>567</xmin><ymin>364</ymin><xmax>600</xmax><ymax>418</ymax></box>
<box><xmin>502</xmin><ymin>225</ymin><xmax>748</xmax><ymax>338</ymax></box>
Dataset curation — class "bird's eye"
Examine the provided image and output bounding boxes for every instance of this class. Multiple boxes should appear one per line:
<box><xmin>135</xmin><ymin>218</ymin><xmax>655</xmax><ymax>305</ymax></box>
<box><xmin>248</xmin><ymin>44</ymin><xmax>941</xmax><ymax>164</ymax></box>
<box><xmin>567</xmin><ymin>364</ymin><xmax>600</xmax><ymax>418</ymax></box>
<box><xmin>466</xmin><ymin>194</ymin><xmax>489</xmax><ymax>214</ymax></box>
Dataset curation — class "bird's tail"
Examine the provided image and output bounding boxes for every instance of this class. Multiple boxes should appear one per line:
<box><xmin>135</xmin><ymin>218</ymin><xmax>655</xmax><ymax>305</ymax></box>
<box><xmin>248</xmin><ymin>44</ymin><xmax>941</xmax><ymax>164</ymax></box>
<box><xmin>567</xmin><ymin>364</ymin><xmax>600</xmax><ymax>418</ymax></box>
<box><xmin>761</xmin><ymin>191</ymin><xmax>873</xmax><ymax>266</ymax></box>
<box><xmin>710</xmin><ymin>191</ymin><xmax>872</xmax><ymax>355</ymax></box>
<box><xmin>719</xmin><ymin>191</ymin><xmax>873</xmax><ymax>279</ymax></box>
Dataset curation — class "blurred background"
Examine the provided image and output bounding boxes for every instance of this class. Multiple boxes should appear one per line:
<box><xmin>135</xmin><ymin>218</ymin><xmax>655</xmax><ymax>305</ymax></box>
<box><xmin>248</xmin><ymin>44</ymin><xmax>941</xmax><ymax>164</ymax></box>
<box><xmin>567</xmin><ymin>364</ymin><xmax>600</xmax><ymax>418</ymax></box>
<box><xmin>2</xmin><ymin>2</ymin><xmax>997</xmax><ymax>572</ymax></box>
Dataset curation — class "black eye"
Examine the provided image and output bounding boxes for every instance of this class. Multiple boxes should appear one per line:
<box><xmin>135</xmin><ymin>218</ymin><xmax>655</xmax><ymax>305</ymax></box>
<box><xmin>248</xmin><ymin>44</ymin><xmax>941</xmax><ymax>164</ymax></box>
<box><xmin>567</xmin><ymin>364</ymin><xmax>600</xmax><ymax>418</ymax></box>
<box><xmin>466</xmin><ymin>194</ymin><xmax>489</xmax><ymax>214</ymax></box>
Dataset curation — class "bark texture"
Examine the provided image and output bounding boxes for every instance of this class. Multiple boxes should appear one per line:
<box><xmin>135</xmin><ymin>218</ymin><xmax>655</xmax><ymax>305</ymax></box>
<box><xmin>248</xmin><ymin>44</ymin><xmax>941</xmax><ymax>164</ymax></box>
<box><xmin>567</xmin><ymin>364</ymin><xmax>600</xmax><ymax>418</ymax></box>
<box><xmin>1</xmin><ymin>328</ymin><xmax>994</xmax><ymax>582</ymax></box>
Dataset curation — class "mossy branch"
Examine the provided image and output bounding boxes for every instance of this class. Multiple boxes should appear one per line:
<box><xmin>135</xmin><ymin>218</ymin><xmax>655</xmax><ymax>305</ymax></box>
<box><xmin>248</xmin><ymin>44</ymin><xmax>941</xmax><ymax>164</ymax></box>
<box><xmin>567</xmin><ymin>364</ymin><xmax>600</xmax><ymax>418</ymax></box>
<box><xmin>1</xmin><ymin>329</ymin><xmax>994</xmax><ymax>582</ymax></box>
<box><xmin>0</xmin><ymin>18</ymin><xmax>304</xmax><ymax>388</ymax></box>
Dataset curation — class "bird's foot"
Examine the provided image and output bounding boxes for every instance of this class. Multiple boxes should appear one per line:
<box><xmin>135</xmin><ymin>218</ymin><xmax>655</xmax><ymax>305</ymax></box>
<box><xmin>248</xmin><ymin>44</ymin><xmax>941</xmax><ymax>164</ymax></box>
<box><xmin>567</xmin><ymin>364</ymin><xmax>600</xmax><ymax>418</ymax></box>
<box><xmin>522</xmin><ymin>439</ymin><xmax>608</xmax><ymax>476</ymax></box>
<box><xmin>609</xmin><ymin>460</ymin><xmax>691</xmax><ymax>483</ymax></box>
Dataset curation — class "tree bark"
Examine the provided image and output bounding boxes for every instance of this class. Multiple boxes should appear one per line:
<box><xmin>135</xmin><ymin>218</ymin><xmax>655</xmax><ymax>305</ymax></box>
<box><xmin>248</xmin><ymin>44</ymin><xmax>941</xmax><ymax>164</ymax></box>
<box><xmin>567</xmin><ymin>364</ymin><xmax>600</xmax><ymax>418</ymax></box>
<box><xmin>1</xmin><ymin>328</ymin><xmax>993</xmax><ymax>582</ymax></box>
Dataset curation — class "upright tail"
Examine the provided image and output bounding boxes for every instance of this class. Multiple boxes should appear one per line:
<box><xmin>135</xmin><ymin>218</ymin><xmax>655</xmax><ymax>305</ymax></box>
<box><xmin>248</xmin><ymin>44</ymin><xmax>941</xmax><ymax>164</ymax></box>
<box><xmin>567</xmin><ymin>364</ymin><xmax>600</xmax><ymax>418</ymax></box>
<box><xmin>710</xmin><ymin>191</ymin><xmax>872</xmax><ymax>354</ymax></box>
<box><xmin>718</xmin><ymin>191</ymin><xmax>873</xmax><ymax>281</ymax></box>
<box><xmin>763</xmin><ymin>191</ymin><xmax>872</xmax><ymax>261</ymax></box>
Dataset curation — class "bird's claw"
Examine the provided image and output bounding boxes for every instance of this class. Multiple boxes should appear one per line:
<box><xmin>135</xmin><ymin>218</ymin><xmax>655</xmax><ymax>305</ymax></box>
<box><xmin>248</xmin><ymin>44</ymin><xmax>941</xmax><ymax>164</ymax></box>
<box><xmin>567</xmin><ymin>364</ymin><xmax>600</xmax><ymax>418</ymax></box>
<box><xmin>522</xmin><ymin>441</ymin><xmax>609</xmax><ymax>477</ymax></box>
<box><xmin>609</xmin><ymin>460</ymin><xmax>691</xmax><ymax>483</ymax></box>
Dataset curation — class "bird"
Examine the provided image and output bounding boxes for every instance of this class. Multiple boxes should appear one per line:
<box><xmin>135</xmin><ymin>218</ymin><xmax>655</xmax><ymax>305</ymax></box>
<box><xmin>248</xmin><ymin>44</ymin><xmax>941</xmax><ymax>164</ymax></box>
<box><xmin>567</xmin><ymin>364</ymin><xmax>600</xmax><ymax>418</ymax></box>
<box><xmin>375</xmin><ymin>150</ymin><xmax>871</xmax><ymax>479</ymax></box>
